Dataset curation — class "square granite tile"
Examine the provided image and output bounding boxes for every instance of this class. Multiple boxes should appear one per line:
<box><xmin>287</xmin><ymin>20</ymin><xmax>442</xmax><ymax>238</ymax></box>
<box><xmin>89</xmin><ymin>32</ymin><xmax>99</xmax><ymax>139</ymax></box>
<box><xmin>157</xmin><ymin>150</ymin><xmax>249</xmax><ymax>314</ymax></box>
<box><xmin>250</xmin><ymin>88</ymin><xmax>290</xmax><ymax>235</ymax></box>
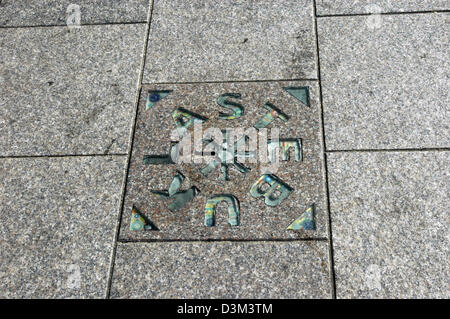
<box><xmin>0</xmin><ymin>156</ymin><xmax>126</xmax><ymax>298</ymax></box>
<box><xmin>318</xmin><ymin>13</ymin><xmax>450</xmax><ymax>150</ymax></box>
<box><xmin>120</xmin><ymin>81</ymin><xmax>328</xmax><ymax>240</ymax></box>
<box><xmin>316</xmin><ymin>0</ymin><xmax>449</xmax><ymax>15</ymax></box>
<box><xmin>0</xmin><ymin>24</ymin><xmax>145</xmax><ymax>156</ymax></box>
<box><xmin>143</xmin><ymin>0</ymin><xmax>317</xmax><ymax>82</ymax></box>
<box><xmin>328</xmin><ymin>151</ymin><xmax>449</xmax><ymax>298</ymax></box>
<box><xmin>0</xmin><ymin>0</ymin><xmax>150</xmax><ymax>26</ymax></box>
<box><xmin>110</xmin><ymin>241</ymin><xmax>331</xmax><ymax>298</ymax></box>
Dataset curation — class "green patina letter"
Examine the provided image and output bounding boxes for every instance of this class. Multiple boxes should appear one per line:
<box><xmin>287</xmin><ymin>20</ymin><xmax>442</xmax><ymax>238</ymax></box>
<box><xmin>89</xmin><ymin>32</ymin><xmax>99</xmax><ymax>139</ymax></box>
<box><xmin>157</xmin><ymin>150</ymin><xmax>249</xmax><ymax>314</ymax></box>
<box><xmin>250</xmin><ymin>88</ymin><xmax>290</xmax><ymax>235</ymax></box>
<box><xmin>204</xmin><ymin>194</ymin><xmax>240</xmax><ymax>227</ymax></box>
<box><xmin>250</xmin><ymin>174</ymin><xmax>293</xmax><ymax>207</ymax></box>
<box><xmin>253</xmin><ymin>102</ymin><xmax>289</xmax><ymax>129</ymax></box>
<box><xmin>217</xmin><ymin>93</ymin><xmax>244</xmax><ymax>120</ymax></box>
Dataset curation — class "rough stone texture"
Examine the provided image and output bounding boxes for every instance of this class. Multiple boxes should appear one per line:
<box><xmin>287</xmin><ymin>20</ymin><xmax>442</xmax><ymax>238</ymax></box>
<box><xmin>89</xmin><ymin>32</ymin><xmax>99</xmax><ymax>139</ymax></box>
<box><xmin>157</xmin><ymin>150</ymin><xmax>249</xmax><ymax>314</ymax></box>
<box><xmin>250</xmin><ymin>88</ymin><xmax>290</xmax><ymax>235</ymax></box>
<box><xmin>318</xmin><ymin>13</ymin><xmax>450</xmax><ymax>150</ymax></box>
<box><xmin>0</xmin><ymin>156</ymin><xmax>126</xmax><ymax>298</ymax></box>
<box><xmin>0</xmin><ymin>24</ymin><xmax>145</xmax><ymax>156</ymax></box>
<box><xmin>316</xmin><ymin>0</ymin><xmax>449</xmax><ymax>15</ymax></box>
<box><xmin>328</xmin><ymin>151</ymin><xmax>450</xmax><ymax>298</ymax></box>
<box><xmin>120</xmin><ymin>81</ymin><xmax>328</xmax><ymax>240</ymax></box>
<box><xmin>110</xmin><ymin>241</ymin><xmax>331</xmax><ymax>298</ymax></box>
<box><xmin>0</xmin><ymin>0</ymin><xmax>150</xmax><ymax>26</ymax></box>
<box><xmin>143</xmin><ymin>0</ymin><xmax>317</xmax><ymax>83</ymax></box>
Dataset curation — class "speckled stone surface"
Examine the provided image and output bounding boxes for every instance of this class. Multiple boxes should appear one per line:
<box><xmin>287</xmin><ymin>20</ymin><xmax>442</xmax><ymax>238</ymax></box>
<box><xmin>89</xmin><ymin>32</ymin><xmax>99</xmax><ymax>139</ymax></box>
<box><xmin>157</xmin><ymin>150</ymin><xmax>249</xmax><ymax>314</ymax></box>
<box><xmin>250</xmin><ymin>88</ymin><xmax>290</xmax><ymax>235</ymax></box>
<box><xmin>143</xmin><ymin>0</ymin><xmax>317</xmax><ymax>82</ymax></box>
<box><xmin>316</xmin><ymin>0</ymin><xmax>449</xmax><ymax>15</ymax></box>
<box><xmin>318</xmin><ymin>13</ymin><xmax>450</xmax><ymax>150</ymax></box>
<box><xmin>120</xmin><ymin>81</ymin><xmax>328</xmax><ymax>240</ymax></box>
<box><xmin>0</xmin><ymin>156</ymin><xmax>126</xmax><ymax>298</ymax></box>
<box><xmin>110</xmin><ymin>241</ymin><xmax>331</xmax><ymax>298</ymax></box>
<box><xmin>328</xmin><ymin>151</ymin><xmax>450</xmax><ymax>298</ymax></box>
<box><xmin>0</xmin><ymin>24</ymin><xmax>145</xmax><ymax>156</ymax></box>
<box><xmin>0</xmin><ymin>0</ymin><xmax>150</xmax><ymax>26</ymax></box>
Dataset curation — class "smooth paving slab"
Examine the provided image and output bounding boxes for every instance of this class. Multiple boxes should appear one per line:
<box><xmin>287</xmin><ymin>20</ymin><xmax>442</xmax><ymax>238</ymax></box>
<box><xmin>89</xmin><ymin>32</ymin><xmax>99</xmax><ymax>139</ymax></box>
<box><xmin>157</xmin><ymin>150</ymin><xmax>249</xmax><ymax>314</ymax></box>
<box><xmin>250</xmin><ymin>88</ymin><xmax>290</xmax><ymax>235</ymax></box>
<box><xmin>328</xmin><ymin>151</ymin><xmax>449</xmax><ymax>298</ymax></box>
<box><xmin>318</xmin><ymin>13</ymin><xmax>450</xmax><ymax>150</ymax></box>
<box><xmin>143</xmin><ymin>0</ymin><xmax>317</xmax><ymax>83</ymax></box>
<box><xmin>0</xmin><ymin>0</ymin><xmax>149</xmax><ymax>26</ymax></box>
<box><xmin>316</xmin><ymin>0</ymin><xmax>449</xmax><ymax>15</ymax></box>
<box><xmin>120</xmin><ymin>81</ymin><xmax>328</xmax><ymax>240</ymax></box>
<box><xmin>110</xmin><ymin>241</ymin><xmax>331</xmax><ymax>298</ymax></box>
<box><xmin>0</xmin><ymin>24</ymin><xmax>145</xmax><ymax>156</ymax></box>
<box><xmin>0</xmin><ymin>156</ymin><xmax>126</xmax><ymax>298</ymax></box>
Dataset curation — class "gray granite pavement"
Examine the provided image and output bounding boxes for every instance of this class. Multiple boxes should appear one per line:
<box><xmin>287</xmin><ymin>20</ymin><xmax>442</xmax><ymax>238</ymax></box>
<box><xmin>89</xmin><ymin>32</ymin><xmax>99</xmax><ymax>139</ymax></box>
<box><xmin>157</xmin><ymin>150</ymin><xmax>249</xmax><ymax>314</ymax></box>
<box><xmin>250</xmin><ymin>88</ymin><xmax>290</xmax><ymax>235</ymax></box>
<box><xmin>316</xmin><ymin>0</ymin><xmax>449</xmax><ymax>15</ymax></box>
<box><xmin>0</xmin><ymin>1</ymin><xmax>448</xmax><ymax>299</ymax></box>
<box><xmin>0</xmin><ymin>0</ymin><xmax>150</xmax><ymax>27</ymax></box>
<box><xmin>318</xmin><ymin>13</ymin><xmax>449</xmax><ymax>150</ymax></box>
<box><xmin>328</xmin><ymin>151</ymin><xmax>449</xmax><ymax>298</ymax></box>
<box><xmin>0</xmin><ymin>156</ymin><xmax>126</xmax><ymax>298</ymax></box>
<box><xmin>0</xmin><ymin>24</ymin><xmax>146</xmax><ymax>156</ymax></box>
<box><xmin>143</xmin><ymin>0</ymin><xmax>317</xmax><ymax>82</ymax></box>
<box><xmin>110</xmin><ymin>241</ymin><xmax>331</xmax><ymax>298</ymax></box>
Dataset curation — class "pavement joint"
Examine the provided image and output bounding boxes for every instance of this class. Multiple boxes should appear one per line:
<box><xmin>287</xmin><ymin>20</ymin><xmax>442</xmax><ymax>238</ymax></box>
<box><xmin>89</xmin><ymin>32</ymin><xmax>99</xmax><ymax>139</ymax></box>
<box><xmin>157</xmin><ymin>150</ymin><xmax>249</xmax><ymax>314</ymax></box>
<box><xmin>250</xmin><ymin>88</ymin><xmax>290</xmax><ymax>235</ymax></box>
<box><xmin>105</xmin><ymin>0</ymin><xmax>156</xmax><ymax>299</ymax></box>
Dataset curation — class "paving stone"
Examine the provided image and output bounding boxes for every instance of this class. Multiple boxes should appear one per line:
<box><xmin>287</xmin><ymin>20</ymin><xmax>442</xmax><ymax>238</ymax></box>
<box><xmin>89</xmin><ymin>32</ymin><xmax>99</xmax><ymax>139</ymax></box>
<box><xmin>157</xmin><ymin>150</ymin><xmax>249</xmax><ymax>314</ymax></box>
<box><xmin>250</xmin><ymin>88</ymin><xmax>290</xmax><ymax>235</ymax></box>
<box><xmin>318</xmin><ymin>13</ymin><xmax>450</xmax><ymax>150</ymax></box>
<box><xmin>110</xmin><ymin>241</ymin><xmax>331</xmax><ymax>298</ymax></box>
<box><xmin>328</xmin><ymin>151</ymin><xmax>449</xmax><ymax>298</ymax></box>
<box><xmin>316</xmin><ymin>0</ymin><xmax>449</xmax><ymax>15</ymax></box>
<box><xmin>143</xmin><ymin>0</ymin><xmax>317</xmax><ymax>83</ymax></box>
<box><xmin>0</xmin><ymin>0</ymin><xmax>150</xmax><ymax>26</ymax></box>
<box><xmin>120</xmin><ymin>81</ymin><xmax>328</xmax><ymax>240</ymax></box>
<box><xmin>0</xmin><ymin>156</ymin><xmax>126</xmax><ymax>298</ymax></box>
<box><xmin>0</xmin><ymin>24</ymin><xmax>145</xmax><ymax>156</ymax></box>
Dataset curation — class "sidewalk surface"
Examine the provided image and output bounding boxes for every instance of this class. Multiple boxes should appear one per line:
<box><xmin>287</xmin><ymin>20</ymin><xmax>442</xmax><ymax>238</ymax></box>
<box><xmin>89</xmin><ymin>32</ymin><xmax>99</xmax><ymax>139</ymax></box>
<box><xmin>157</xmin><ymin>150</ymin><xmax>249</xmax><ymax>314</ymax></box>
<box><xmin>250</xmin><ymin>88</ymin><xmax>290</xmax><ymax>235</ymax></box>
<box><xmin>0</xmin><ymin>0</ymin><xmax>448</xmax><ymax>299</ymax></box>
